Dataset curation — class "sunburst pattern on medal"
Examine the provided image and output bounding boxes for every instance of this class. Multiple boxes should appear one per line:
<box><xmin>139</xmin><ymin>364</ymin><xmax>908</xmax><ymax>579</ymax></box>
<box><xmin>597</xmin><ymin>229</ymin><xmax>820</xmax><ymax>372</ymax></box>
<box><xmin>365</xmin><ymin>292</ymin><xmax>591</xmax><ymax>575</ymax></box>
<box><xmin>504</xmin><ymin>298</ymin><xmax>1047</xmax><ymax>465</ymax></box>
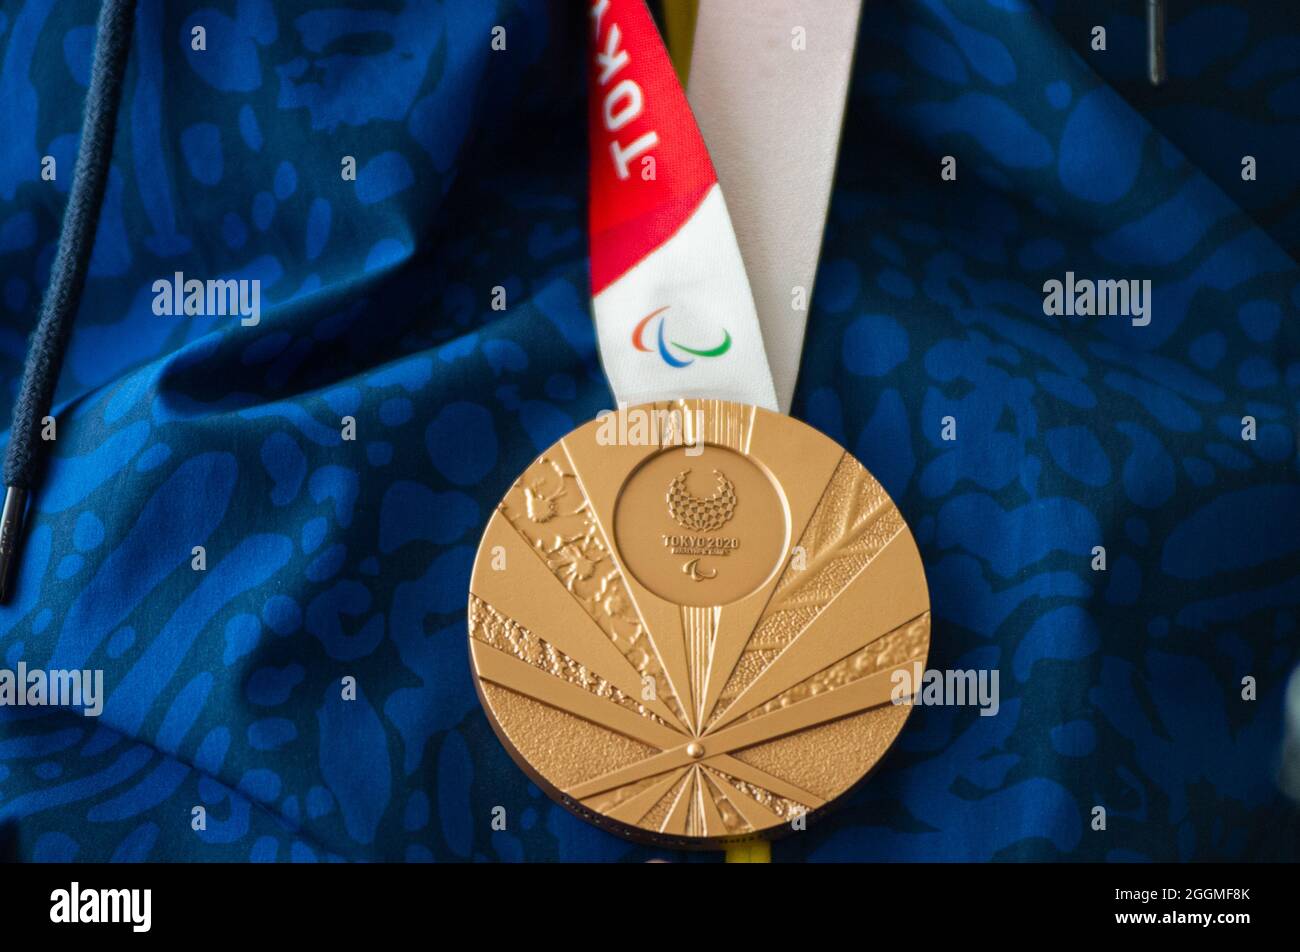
<box><xmin>469</xmin><ymin>400</ymin><xmax>930</xmax><ymax>844</ymax></box>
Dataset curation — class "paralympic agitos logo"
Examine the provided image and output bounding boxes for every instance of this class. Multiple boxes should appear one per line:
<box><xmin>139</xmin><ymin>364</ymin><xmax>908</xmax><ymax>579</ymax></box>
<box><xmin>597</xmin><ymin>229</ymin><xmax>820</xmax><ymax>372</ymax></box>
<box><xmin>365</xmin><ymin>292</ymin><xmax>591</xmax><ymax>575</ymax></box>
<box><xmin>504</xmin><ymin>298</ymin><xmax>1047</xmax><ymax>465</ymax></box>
<box><xmin>632</xmin><ymin>306</ymin><xmax>731</xmax><ymax>367</ymax></box>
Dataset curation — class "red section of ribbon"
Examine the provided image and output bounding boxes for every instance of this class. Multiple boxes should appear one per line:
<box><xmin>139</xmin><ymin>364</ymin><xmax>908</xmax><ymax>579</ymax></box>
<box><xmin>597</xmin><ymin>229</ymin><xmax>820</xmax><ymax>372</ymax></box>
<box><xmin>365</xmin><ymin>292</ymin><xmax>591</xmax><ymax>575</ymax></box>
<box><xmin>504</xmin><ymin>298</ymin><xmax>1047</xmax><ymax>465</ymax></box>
<box><xmin>587</xmin><ymin>0</ymin><xmax>717</xmax><ymax>295</ymax></box>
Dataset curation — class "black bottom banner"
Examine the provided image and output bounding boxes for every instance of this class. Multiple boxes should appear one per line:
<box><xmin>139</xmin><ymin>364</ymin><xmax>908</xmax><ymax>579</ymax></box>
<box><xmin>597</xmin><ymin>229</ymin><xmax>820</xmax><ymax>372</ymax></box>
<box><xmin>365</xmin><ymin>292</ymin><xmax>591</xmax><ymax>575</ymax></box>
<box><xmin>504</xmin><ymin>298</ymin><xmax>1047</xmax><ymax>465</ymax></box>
<box><xmin>0</xmin><ymin>860</ymin><xmax>1287</xmax><ymax>938</ymax></box>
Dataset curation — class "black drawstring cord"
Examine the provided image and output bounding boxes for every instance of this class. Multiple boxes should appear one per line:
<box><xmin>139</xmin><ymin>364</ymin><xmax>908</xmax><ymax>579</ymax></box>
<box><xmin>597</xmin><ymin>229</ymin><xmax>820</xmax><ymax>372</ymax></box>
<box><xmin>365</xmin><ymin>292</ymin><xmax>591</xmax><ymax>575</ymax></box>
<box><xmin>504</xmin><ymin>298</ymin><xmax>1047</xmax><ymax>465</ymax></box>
<box><xmin>0</xmin><ymin>0</ymin><xmax>136</xmax><ymax>603</ymax></box>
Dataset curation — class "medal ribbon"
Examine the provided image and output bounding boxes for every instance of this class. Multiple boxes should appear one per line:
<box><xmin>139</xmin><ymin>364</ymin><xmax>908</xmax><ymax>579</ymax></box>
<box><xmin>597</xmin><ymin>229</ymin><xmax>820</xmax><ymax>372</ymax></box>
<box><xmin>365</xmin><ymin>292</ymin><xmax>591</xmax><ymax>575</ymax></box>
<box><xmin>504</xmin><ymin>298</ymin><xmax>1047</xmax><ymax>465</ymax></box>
<box><xmin>586</xmin><ymin>0</ymin><xmax>779</xmax><ymax>411</ymax></box>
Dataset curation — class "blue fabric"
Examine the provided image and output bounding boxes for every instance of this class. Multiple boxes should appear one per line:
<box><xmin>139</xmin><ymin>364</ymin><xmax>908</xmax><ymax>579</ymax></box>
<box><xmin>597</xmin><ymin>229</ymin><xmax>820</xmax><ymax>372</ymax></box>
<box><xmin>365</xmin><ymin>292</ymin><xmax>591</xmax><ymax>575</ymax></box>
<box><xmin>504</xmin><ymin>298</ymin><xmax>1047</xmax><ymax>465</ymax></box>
<box><xmin>0</xmin><ymin>0</ymin><xmax>1296</xmax><ymax>862</ymax></box>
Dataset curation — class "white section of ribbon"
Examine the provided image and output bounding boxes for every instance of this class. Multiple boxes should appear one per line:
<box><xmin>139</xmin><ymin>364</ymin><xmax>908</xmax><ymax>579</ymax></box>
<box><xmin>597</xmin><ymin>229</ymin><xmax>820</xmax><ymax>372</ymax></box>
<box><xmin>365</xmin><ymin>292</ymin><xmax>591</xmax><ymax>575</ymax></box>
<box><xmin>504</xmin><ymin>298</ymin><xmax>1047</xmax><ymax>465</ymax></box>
<box><xmin>687</xmin><ymin>1</ymin><xmax>864</xmax><ymax>413</ymax></box>
<box><xmin>593</xmin><ymin>184</ymin><xmax>779</xmax><ymax>411</ymax></box>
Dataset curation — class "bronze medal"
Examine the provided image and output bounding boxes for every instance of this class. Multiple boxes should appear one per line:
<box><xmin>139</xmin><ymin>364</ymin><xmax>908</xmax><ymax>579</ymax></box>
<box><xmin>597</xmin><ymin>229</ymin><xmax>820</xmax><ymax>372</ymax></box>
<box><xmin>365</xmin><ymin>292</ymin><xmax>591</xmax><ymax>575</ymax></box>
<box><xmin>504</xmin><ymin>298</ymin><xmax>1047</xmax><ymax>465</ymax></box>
<box><xmin>468</xmin><ymin>400</ymin><xmax>930</xmax><ymax>847</ymax></box>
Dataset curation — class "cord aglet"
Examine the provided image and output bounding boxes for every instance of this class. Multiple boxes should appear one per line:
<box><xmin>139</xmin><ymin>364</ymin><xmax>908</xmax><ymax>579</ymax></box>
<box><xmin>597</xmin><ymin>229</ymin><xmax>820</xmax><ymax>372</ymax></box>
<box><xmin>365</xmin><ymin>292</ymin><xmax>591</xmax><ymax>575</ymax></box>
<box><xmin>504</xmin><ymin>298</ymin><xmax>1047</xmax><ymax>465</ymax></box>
<box><xmin>1147</xmin><ymin>0</ymin><xmax>1167</xmax><ymax>86</ymax></box>
<box><xmin>0</xmin><ymin>486</ymin><xmax>29</xmax><ymax>603</ymax></box>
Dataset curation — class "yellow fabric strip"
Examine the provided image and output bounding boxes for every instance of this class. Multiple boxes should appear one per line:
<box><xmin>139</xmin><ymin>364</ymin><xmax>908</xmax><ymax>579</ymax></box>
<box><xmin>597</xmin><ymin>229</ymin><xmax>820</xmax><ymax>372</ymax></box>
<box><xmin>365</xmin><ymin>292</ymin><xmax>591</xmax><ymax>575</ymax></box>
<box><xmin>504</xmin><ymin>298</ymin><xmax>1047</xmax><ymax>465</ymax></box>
<box><xmin>724</xmin><ymin>840</ymin><xmax>772</xmax><ymax>863</ymax></box>
<box><xmin>660</xmin><ymin>0</ymin><xmax>699</xmax><ymax>86</ymax></box>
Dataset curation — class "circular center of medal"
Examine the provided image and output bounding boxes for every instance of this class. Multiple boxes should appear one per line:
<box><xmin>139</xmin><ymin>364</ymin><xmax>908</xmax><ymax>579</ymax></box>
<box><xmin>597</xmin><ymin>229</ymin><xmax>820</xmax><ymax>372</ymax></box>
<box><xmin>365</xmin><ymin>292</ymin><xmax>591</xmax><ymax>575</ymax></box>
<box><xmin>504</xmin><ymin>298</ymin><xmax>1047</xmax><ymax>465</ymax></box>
<box><xmin>612</xmin><ymin>444</ymin><xmax>789</xmax><ymax>608</ymax></box>
<box><xmin>686</xmin><ymin>742</ymin><xmax>706</xmax><ymax>759</ymax></box>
